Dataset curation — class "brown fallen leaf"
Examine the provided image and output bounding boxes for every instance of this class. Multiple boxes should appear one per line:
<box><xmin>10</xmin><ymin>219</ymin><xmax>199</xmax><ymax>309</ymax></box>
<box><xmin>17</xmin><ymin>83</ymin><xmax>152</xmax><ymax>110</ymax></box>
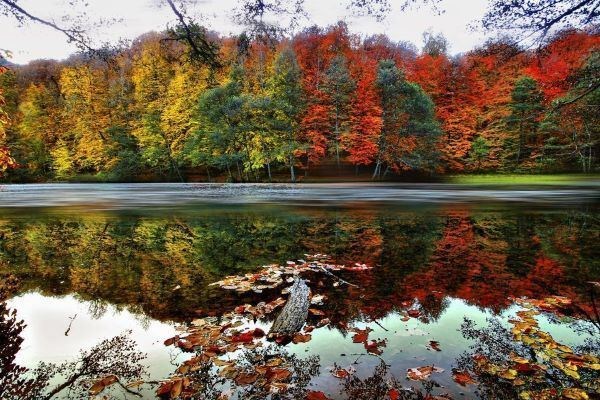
<box><xmin>171</xmin><ymin>378</ymin><xmax>183</xmax><ymax>398</ymax></box>
<box><xmin>89</xmin><ymin>375</ymin><xmax>118</xmax><ymax>395</ymax></box>
<box><xmin>235</xmin><ymin>372</ymin><xmax>259</xmax><ymax>385</ymax></box>
<box><xmin>309</xmin><ymin>308</ymin><xmax>325</xmax><ymax>316</ymax></box>
<box><xmin>292</xmin><ymin>333</ymin><xmax>312</xmax><ymax>344</ymax></box>
<box><xmin>266</xmin><ymin>367</ymin><xmax>292</xmax><ymax>382</ymax></box>
<box><xmin>406</xmin><ymin>365</ymin><xmax>444</xmax><ymax>381</ymax></box>
<box><xmin>428</xmin><ymin>340</ymin><xmax>441</xmax><ymax>351</ymax></box>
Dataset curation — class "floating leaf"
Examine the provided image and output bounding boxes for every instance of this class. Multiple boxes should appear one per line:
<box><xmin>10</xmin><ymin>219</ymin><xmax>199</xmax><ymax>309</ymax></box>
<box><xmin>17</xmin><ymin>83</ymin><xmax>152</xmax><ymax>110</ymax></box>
<box><xmin>235</xmin><ymin>372</ymin><xmax>259</xmax><ymax>385</ymax></box>
<box><xmin>562</xmin><ymin>388</ymin><xmax>589</xmax><ymax>400</ymax></box>
<box><xmin>407</xmin><ymin>365</ymin><xmax>444</xmax><ymax>381</ymax></box>
<box><xmin>292</xmin><ymin>333</ymin><xmax>312</xmax><ymax>344</ymax></box>
<box><xmin>428</xmin><ymin>340</ymin><xmax>441</xmax><ymax>351</ymax></box>
<box><xmin>332</xmin><ymin>367</ymin><xmax>351</xmax><ymax>379</ymax></box>
<box><xmin>306</xmin><ymin>391</ymin><xmax>330</xmax><ymax>400</ymax></box>
<box><xmin>452</xmin><ymin>369</ymin><xmax>475</xmax><ymax>386</ymax></box>
<box><xmin>351</xmin><ymin>328</ymin><xmax>372</xmax><ymax>343</ymax></box>
<box><xmin>89</xmin><ymin>375</ymin><xmax>118</xmax><ymax>395</ymax></box>
<box><xmin>364</xmin><ymin>339</ymin><xmax>386</xmax><ymax>355</ymax></box>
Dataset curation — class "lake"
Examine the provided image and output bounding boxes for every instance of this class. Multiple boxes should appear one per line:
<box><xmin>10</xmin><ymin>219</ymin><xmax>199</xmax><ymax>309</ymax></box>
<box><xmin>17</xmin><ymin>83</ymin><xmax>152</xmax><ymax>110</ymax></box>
<box><xmin>1</xmin><ymin>183</ymin><xmax>599</xmax><ymax>399</ymax></box>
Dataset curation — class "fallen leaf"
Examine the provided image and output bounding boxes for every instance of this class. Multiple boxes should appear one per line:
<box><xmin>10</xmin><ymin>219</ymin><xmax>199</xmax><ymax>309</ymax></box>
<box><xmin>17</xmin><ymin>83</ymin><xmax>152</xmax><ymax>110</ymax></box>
<box><xmin>332</xmin><ymin>368</ymin><xmax>350</xmax><ymax>379</ymax></box>
<box><xmin>266</xmin><ymin>367</ymin><xmax>292</xmax><ymax>382</ymax></box>
<box><xmin>428</xmin><ymin>340</ymin><xmax>441</xmax><ymax>351</ymax></box>
<box><xmin>562</xmin><ymin>388</ymin><xmax>590</xmax><ymax>400</ymax></box>
<box><xmin>292</xmin><ymin>333</ymin><xmax>312</xmax><ymax>344</ymax></box>
<box><xmin>306</xmin><ymin>390</ymin><xmax>330</xmax><ymax>400</ymax></box>
<box><xmin>352</xmin><ymin>328</ymin><xmax>371</xmax><ymax>343</ymax></box>
<box><xmin>364</xmin><ymin>339</ymin><xmax>386</xmax><ymax>355</ymax></box>
<box><xmin>89</xmin><ymin>375</ymin><xmax>118</xmax><ymax>395</ymax></box>
<box><xmin>452</xmin><ymin>369</ymin><xmax>475</xmax><ymax>386</ymax></box>
<box><xmin>406</xmin><ymin>365</ymin><xmax>444</xmax><ymax>381</ymax></box>
<box><xmin>235</xmin><ymin>372</ymin><xmax>259</xmax><ymax>385</ymax></box>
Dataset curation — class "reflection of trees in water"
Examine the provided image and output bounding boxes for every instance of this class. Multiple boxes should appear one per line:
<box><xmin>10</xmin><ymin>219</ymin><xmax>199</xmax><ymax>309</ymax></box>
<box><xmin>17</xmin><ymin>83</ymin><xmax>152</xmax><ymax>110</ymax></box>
<box><xmin>456</xmin><ymin>288</ymin><xmax>600</xmax><ymax>400</ymax></box>
<box><xmin>167</xmin><ymin>345</ymin><xmax>320</xmax><ymax>399</ymax></box>
<box><xmin>0</xmin><ymin>209</ymin><xmax>598</xmax><ymax>323</ymax></box>
<box><xmin>0</xmin><ymin>276</ymin><xmax>148</xmax><ymax>400</ymax></box>
<box><xmin>0</xmin><ymin>276</ymin><xmax>46</xmax><ymax>400</ymax></box>
<box><xmin>341</xmin><ymin>360</ymin><xmax>447</xmax><ymax>400</ymax></box>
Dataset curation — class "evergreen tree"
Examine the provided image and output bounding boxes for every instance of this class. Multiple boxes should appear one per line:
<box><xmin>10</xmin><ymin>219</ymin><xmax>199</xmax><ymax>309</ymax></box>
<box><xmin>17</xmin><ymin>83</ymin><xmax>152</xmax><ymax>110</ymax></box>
<box><xmin>374</xmin><ymin>59</ymin><xmax>441</xmax><ymax>178</ymax></box>
<box><xmin>267</xmin><ymin>47</ymin><xmax>304</xmax><ymax>182</ymax></box>
<box><xmin>323</xmin><ymin>54</ymin><xmax>355</xmax><ymax>167</ymax></box>
<box><xmin>506</xmin><ymin>76</ymin><xmax>544</xmax><ymax>166</ymax></box>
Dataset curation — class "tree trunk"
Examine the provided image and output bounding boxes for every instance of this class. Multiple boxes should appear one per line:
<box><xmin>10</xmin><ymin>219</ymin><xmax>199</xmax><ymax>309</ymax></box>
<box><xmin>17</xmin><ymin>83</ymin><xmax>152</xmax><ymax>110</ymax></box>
<box><xmin>289</xmin><ymin>154</ymin><xmax>296</xmax><ymax>183</ymax></box>
<box><xmin>267</xmin><ymin>162</ymin><xmax>272</xmax><ymax>182</ymax></box>
<box><xmin>269</xmin><ymin>278</ymin><xmax>310</xmax><ymax>336</ymax></box>
<box><xmin>372</xmin><ymin>161</ymin><xmax>381</xmax><ymax>180</ymax></box>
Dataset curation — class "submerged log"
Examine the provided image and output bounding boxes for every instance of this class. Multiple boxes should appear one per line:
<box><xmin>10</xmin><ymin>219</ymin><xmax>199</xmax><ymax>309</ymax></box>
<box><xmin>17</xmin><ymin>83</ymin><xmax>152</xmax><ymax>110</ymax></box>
<box><xmin>269</xmin><ymin>277</ymin><xmax>310</xmax><ymax>336</ymax></box>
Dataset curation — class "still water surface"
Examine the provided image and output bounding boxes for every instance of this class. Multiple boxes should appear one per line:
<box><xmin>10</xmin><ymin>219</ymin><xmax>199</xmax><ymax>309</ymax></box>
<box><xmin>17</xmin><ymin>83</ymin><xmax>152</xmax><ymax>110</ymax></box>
<box><xmin>0</xmin><ymin>183</ymin><xmax>598</xmax><ymax>399</ymax></box>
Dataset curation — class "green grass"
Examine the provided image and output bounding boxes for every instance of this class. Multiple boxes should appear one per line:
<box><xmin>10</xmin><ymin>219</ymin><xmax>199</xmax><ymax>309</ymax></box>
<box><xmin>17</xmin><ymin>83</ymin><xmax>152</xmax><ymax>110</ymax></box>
<box><xmin>447</xmin><ymin>174</ymin><xmax>600</xmax><ymax>185</ymax></box>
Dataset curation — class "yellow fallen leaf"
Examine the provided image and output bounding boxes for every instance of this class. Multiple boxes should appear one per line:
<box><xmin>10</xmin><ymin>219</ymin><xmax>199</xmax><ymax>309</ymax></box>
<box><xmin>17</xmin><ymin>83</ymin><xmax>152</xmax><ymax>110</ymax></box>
<box><xmin>562</xmin><ymin>388</ymin><xmax>589</xmax><ymax>400</ymax></box>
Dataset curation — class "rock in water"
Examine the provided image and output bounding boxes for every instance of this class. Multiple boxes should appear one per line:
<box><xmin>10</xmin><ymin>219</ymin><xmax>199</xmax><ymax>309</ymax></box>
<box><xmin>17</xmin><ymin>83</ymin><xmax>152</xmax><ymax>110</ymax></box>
<box><xmin>269</xmin><ymin>278</ymin><xmax>310</xmax><ymax>336</ymax></box>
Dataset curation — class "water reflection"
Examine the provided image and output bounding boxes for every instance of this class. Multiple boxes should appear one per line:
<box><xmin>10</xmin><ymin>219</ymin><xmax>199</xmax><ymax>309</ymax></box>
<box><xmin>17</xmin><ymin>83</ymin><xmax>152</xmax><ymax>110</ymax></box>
<box><xmin>0</xmin><ymin>203</ymin><xmax>598</xmax><ymax>398</ymax></box>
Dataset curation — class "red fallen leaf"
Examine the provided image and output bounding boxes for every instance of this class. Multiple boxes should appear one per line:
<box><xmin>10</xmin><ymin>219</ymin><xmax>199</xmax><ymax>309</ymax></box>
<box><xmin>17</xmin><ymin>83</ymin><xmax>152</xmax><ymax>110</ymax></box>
<box><xmin>235</xmin><ymin>372</ymin><xmax>259</xmax><ymax>385</ymax></box>
<box><xmin>364</xmin><ymin>339</ymin><xmax>386</xmax><ymax>355</ymax></box>
<box><xmin>407</xmin><ymin>309</ymin><xmax>421</xmax><ymax>318</ymax></box>
<box><xmin>452</xmin><ymin>369</ymin><xmax>476</xmax><ymax>386</ymax></box>
<box><xmin>231</xmin><ymin>331</ymin><xmax>256</xmax><ymax>343</ymax></box>
<box><xmin>309</xmin><ymin>308</ymin><xmax>325</xmax><ymax>316</ymax></box>
<box><xmin>428</xmin><ymin>340</ymin><xmax>441</xmax><ymax>351</ymax></box>
<box><xmin>389</xmin><ymin>388</ymin><xmax>400</xmax><ymax>400</ymax></box>
<box><xmin>513</xmin><ymin>362</ymin><xmax>542</xmax><ymax>374</ymax></box>
<box><xmin>332</xmin><ymin>368</ymin><xmax>350</xmax><ymax>378</ymax></box>
<box><xmin>234</xmin><ymin>305</ymin><xmax>247</xmax><ymax>314</ymax></box>
<box><xmin>292</xmin><ymin>333</ymin><xmax>312</xmax><ymax>343</ymax></box>
<box><xmin>306</xmin><ymin>390</ymin><xmax>330</xmax><ymax>400</ymax></box>
<box><xmin>352</xmin><ymin>328</ymin><xmax>371</xmax><ymax>343</ymax></box>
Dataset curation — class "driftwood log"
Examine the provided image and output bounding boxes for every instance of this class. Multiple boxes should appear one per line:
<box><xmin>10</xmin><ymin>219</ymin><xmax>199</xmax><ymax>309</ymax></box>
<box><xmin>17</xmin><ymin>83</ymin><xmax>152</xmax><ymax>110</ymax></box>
<box><xmin>269</xmin><ymin>277</ymin><xmax>310</xmax><ymax>336</ymax></box>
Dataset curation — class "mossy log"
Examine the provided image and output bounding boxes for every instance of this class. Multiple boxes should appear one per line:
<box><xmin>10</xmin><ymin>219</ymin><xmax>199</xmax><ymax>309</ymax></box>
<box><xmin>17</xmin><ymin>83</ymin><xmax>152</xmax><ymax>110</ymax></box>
<box><xmin>269</xmin><ymin>278</ymin><xmax>310</xmax><ymax>336</ymax></box>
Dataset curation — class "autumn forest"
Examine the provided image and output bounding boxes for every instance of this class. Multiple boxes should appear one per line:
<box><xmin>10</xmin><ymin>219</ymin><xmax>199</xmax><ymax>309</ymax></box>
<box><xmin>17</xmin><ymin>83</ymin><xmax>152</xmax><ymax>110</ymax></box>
<box><xmin>1</xmin><ymin>23</ymin><xmax>599</xmax><ymax>182</ymax></box>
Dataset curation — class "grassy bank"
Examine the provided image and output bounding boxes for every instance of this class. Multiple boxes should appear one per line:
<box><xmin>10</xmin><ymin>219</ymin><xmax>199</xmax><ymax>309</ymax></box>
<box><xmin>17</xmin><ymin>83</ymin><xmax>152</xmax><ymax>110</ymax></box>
<box><xmin>446</xmin><ymin>174</ymin><xmax>600</xmax><ymax>185</ymax></box>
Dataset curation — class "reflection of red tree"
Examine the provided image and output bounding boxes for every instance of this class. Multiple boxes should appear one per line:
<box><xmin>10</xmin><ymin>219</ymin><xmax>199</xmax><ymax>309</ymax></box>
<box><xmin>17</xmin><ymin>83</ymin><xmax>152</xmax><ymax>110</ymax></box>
<box><xmin>349</xmin><ymin>212</ymin><xmax>591</xmax><ymax>323</ymax></box>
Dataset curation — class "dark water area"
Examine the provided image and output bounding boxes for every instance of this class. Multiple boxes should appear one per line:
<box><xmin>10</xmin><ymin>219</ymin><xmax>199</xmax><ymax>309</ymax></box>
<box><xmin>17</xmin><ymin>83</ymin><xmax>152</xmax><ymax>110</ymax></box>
<box><xmin>0</xmin><ymin>183</ymin><xmax>599</xmax><ymax>399</ymax></box>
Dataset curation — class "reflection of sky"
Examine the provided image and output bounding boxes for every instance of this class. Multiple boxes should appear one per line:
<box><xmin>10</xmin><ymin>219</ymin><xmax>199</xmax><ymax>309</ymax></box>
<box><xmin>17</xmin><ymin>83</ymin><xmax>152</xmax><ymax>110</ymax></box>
<box><xmin>7</xmin><ymin>292</ymin><xmax>185</xmax><ymax>397</ymax></box>
<box><xmin>287</xmin><ymin>298</ymin><xmax>596</xmax><ymax>398</ymax></box>
<box><xmin>7</xmin><ymin>293</ymin><xmax>596</xmax><ymax>399</ymax></box>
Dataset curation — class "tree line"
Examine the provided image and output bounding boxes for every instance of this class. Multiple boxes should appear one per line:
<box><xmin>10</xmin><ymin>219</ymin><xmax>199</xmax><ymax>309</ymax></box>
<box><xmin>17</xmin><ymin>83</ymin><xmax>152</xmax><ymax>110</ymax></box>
<box><xmin>0</xmin><ymin>23</ymin><xmax>599</xmax><ymax>182</ymax></box>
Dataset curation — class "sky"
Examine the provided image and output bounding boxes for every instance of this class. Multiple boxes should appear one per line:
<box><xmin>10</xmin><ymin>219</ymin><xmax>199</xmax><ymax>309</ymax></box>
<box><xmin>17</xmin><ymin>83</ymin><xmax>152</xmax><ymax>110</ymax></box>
<box><xmin>1</xmin><ymin>0</ymin><xmax>490</xmax><ymax>64</ymax></box>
